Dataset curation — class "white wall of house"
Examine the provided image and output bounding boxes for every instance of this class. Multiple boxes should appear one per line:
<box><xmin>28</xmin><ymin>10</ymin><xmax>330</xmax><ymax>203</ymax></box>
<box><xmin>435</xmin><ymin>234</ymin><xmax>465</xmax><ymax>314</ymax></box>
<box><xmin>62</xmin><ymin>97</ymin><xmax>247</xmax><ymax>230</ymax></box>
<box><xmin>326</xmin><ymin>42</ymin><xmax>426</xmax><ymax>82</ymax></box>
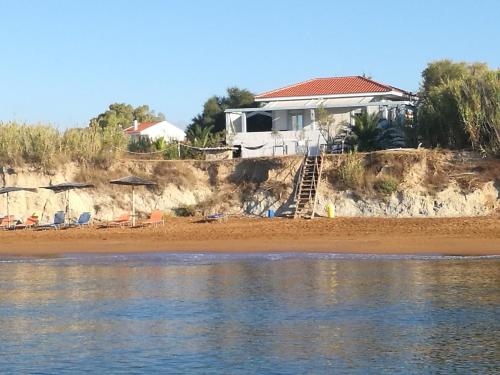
<box><xmin>233</xmin><ymin>128</ymin><xmax>324</xmax><ymax>158</ymax></box>
<box><xmin>226</xmin><ymin>94</ymin><xmax>410</xmax><ymax>158</ymax></box>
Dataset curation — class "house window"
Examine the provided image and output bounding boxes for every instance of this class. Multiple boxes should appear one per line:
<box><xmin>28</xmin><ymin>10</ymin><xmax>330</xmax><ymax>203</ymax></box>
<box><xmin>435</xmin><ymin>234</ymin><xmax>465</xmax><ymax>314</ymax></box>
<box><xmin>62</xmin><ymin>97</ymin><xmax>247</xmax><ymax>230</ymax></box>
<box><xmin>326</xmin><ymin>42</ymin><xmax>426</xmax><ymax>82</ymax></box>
<box><xmin>289</xmin><ymin>111</ymin><xmax>304</xmax><ymax>131</ymax></box>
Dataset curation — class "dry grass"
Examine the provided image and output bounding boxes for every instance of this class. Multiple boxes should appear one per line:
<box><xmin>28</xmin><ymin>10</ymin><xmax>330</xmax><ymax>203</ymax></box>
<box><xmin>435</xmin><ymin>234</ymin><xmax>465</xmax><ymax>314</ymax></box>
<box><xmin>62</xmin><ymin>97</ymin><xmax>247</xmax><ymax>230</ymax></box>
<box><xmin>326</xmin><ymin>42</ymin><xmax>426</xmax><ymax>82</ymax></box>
<box><xmin>228</xmin><ymin>158</ymin><xmax>284</xmax><ymax>185</ymax></box>
<box><xmin>0</xmin><ymin>122</ymin><xmax>126</xmax><ymax>171</ymax></box>
<box><xmin>262</xmin><ymin>180</ymin><xmax>291</xmax><ymax>200</ymax></box>
<box><xmin>422</xmin><ymin>150</ymin><xmax>499</xmax><ymax>194</ymax></box>
<box><xmin>196</xmin><ymin>189</ymin><xmax>240</xmax><ymax>215</ymax></box>
<box><xmin>324</xmin><ymin>150</ymin><xmax>499</xmax><ymax>197</ymax></box>
<box><xmin>153</xmin><ymin>162</ymin><xmax>198</xmax><ymax>189</ymax></box>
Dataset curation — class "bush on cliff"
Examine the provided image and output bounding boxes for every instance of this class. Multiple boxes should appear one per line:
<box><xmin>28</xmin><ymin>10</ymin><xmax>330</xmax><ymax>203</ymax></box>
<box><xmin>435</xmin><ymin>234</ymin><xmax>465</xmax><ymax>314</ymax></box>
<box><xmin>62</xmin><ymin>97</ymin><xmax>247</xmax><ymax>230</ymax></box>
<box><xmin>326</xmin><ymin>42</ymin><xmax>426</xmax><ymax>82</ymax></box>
<box><xmin>337</xmin><ymin>152</ymin><xmax>365</xmax><ymax>190</ymax></box>
<box><xmin>0</xmin><ymin>121</ymin><xmax>126</xmax><ymax>170</ymax></box>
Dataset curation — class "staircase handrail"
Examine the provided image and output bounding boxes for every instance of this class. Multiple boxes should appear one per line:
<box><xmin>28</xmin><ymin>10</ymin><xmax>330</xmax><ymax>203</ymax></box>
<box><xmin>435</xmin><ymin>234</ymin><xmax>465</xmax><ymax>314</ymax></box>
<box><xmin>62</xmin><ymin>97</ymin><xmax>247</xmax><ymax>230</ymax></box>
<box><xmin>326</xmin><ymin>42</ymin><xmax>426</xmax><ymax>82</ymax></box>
<box><xmin>293</xmin><ymin>154</ymin><xmax>307</xmax><ymax>203</ymax></box>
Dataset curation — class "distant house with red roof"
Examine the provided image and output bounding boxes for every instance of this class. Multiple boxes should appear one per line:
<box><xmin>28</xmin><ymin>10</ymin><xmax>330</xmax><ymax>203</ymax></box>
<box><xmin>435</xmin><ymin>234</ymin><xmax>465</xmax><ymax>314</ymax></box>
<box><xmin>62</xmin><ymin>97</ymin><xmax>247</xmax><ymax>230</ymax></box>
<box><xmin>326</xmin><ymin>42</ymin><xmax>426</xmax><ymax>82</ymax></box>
<box><xmin>225</xmin><ymin>76</ymin><xmax>416</xmax><ymax>157</ymax></box>
<box><xmin>124</xmin><ymin>120</ymin><xmax>185</xmax><ymax>142</ymax></box>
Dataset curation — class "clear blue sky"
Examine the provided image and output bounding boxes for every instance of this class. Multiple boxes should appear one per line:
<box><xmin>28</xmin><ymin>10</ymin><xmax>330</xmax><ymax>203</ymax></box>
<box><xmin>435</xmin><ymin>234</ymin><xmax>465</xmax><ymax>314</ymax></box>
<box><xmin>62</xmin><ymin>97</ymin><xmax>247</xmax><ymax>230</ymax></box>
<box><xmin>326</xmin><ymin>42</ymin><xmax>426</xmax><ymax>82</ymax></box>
<box><xmin>1</xmin><ymin>0</ymin><xmax>498</xmax><ymax>129</ymax></box>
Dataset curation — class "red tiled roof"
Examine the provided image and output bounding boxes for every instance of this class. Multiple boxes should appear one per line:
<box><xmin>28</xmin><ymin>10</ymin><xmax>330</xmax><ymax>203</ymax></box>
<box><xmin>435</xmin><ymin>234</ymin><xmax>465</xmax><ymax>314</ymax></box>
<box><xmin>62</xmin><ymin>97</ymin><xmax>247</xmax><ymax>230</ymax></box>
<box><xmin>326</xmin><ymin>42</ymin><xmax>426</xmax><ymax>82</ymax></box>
<box><xmin>124</xmin><ymin>121</ymin><xmax>160</xmax><ymax>134</ymax></box>
<box><xmin>255</xmin><ymin>76</ymin><xmax>405</xmax><ymax>99</ymax></box>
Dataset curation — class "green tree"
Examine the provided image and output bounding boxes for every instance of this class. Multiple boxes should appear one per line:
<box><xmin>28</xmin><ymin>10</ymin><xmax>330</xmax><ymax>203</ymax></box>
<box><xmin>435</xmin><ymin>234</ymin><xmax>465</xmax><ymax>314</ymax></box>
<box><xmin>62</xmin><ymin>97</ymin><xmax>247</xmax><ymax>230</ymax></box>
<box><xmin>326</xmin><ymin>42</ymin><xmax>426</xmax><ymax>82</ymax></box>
<box><xmin>186</xmin><ymin>124</ymin><xmax>216</xmax><ymax>148</ymax></box>
<box><xmin>91</xmin><ymin>103</ymin><xmax>165</xmax><ymax>129</ymax></box>
<box><xmin>350</xmin><ymin>112</ymin><xmax>381</xmax><ymax>151</ymax></box>
<box><xmin>418</xmin><ymin>60</ymin><xmax>499</xmax><ymax>154</ymax></box>
<box><xmin>187</xmin><ymin>87</ymin><xmax>256</xmax><ymax>135</ymax></box>
<box><xmin>421</xmin><ymin>60</ymin><xmax>469</xmax><ymax>92</ymax></box>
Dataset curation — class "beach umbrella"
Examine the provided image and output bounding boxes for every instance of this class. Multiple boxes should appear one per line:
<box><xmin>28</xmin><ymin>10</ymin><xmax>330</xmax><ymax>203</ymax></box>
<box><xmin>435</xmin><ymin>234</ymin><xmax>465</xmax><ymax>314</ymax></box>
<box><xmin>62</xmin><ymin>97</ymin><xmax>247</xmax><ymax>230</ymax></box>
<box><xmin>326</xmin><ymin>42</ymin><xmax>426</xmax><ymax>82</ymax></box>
<box><xmin>109</xmin><ymin>176</ymin><xmax>157</xmax><ymax>226</ymax></box>
<box><xmin>40</xmin><ymin>182</ymin><xmax>95</xmax><ymax>223</ymax></box>
<box><xmin>0</xmin><ymin>187</ymin><xmax>37</xmax><ymax>227</ymax></box>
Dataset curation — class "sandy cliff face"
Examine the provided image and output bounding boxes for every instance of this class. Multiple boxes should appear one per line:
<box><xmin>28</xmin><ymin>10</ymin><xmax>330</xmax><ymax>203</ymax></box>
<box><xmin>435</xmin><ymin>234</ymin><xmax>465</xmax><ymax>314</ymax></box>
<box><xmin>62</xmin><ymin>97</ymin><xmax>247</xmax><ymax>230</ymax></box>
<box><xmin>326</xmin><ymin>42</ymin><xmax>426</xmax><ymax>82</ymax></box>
<box><xmin>1</xmin><ymin>151</ymin><xmax>498</xmax><ymax>223</ymax></box>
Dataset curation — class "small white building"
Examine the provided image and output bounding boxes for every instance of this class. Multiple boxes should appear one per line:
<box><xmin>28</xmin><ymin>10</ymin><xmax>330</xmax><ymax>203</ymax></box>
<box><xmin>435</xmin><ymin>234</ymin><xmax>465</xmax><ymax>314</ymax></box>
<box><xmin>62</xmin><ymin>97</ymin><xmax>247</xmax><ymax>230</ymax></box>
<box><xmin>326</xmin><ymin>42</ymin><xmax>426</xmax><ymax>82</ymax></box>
<box><xmin>124</xmin><ymin>120</ymin><xmax>186</xmax><ymax>142</ymax></box>
<box><xmin>225</xmin><ymin>76</ymin><xmax>416</xmax><ymax>157</ymax></box>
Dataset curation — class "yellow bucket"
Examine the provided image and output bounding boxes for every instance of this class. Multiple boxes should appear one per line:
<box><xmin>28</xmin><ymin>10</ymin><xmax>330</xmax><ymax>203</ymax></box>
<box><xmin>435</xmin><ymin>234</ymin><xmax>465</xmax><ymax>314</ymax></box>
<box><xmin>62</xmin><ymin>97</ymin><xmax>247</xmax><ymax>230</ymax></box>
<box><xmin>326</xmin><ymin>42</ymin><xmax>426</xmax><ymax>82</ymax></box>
<box><xmin>326</xmin><ymin>203</ymin><xmax>335</xmax><ymax>218</ymax></box>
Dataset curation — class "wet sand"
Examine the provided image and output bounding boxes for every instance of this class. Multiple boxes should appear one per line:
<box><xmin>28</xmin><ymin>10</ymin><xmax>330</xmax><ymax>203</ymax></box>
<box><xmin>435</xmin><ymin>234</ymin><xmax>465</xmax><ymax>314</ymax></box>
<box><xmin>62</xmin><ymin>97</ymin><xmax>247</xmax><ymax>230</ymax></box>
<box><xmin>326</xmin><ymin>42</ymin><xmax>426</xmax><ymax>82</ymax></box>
<box><xmin>0</xmin><ymin>217</ymin><xmax>499</xmax><ymax>256</ymax></box>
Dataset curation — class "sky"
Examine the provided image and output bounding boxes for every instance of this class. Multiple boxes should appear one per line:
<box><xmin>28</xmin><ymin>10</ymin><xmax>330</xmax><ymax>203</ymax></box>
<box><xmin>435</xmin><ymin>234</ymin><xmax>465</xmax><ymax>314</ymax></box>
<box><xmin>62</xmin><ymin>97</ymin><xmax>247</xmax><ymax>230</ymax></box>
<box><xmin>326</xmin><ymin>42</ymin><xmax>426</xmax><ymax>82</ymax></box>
<box><xmin>0</xmin><ymin>0</ymin><xmax>499</xmax><ymax>129</ymax></box>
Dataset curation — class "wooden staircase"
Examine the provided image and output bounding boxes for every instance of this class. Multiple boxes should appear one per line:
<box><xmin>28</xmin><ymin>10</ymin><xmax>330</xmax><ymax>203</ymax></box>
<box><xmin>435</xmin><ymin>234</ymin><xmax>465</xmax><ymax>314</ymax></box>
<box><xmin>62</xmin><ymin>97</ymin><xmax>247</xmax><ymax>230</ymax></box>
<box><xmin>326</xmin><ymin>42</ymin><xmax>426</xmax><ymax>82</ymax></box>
<box><xmin>293</xmin><ymin>155</ymin><xmax>324</xmax><ymax>219</ymax></box>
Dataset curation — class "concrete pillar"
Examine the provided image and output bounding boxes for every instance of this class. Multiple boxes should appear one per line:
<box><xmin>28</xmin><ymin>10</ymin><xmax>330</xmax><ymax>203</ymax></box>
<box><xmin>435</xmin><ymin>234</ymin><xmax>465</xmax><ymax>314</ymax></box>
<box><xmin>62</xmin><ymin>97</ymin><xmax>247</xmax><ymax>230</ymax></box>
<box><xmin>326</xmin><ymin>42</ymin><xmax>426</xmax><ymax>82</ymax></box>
<box><xmin>241</xmin><ymin>112</ymin><xmax>247</xmax><ymax>133</ymax></box>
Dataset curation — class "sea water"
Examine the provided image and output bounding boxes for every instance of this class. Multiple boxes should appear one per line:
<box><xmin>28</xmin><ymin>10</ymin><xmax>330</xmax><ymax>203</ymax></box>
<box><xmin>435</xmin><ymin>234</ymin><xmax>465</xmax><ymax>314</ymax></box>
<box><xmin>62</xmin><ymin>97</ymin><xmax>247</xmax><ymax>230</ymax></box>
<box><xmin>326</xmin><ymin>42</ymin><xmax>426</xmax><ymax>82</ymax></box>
<box><xmin>0</xmin><ymin>253</ymin><xmax>498</xmax><ymax>374</ymax></box>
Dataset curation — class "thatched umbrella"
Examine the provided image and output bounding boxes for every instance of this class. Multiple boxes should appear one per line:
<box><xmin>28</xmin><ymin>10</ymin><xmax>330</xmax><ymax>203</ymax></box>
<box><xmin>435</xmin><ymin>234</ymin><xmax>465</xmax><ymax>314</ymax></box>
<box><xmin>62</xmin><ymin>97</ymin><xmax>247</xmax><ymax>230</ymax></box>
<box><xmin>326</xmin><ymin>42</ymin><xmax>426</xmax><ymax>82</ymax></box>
<box><xmin>0</xmin><ymin>187</ymin><xmax>37</xmax><ymax>227</ymax></box>
<box><xmin>109</xmin><ymin>176</ymin><xmax>157</xmax><ymax>226</ymax></box>
<box><xmin>40</xmin><ymin>182</ymin><xmax>95</xmax><ymax>223</ymax></box>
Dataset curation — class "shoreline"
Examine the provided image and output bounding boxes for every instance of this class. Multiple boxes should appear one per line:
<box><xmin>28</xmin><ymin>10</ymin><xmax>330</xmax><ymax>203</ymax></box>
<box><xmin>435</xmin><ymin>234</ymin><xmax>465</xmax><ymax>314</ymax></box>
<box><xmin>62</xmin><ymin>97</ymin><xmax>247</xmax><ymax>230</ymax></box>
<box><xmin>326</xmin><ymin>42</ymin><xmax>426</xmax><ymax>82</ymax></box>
<box><xmin>0</xmin><ymin>217</ymin><xmax>499</xmax><ymax>257</ymax></box>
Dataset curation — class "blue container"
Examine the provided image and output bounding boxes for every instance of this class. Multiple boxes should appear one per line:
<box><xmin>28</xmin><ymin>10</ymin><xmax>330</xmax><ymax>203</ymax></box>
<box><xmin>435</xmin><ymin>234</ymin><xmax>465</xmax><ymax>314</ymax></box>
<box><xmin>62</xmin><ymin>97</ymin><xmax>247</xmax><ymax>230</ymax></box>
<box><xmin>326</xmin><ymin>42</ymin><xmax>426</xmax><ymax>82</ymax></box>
<box><xmin>267</xmin><ymin>209</ymin><xmax>275</xmax><ymax>218</ymax></box>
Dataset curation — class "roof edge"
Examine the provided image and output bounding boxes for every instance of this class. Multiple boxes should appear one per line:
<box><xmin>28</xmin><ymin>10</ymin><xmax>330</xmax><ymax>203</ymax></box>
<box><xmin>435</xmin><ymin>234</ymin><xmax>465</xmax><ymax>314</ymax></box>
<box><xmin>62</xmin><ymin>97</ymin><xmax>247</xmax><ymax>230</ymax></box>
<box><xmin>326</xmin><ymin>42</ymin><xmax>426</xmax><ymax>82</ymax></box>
<box><xmin>254</xmin><ymin>75</ymin><xmax>399</xmax><ymax>99</ymax></box>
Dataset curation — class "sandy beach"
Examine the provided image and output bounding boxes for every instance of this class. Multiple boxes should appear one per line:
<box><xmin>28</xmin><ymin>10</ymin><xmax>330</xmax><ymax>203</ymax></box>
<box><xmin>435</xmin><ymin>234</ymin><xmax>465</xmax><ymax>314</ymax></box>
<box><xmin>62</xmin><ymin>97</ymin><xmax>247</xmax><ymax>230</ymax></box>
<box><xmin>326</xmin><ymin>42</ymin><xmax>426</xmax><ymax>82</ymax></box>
<box><xmin>0</xmin><ymin>216</ymin><xmax>499</xmax><ymax>256</ymax></box>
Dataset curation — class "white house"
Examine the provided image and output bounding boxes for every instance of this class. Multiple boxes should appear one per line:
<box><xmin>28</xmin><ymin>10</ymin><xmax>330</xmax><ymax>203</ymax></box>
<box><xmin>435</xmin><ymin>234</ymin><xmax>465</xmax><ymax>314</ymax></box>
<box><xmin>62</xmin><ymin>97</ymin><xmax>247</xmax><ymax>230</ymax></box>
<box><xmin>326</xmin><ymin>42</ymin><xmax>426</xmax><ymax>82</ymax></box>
<box><xmin>124</xmin><ymin>120</ymin><xmax>186</xmax><ymax>142</ymax></box>
<box><xmin>225</xmin><ymin>76</ymin><xmax>416</xmax><ymax>157</ymax></box>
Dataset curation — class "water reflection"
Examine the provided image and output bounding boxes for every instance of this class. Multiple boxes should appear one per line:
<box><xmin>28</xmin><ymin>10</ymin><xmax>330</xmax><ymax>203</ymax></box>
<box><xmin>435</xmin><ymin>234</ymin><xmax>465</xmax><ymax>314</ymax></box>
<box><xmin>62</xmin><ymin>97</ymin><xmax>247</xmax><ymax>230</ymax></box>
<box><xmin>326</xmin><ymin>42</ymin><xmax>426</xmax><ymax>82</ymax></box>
<box><xmin>0</xmin><ymin>255</ymin><xmax>498</xmax><ymax>373</ymax></box>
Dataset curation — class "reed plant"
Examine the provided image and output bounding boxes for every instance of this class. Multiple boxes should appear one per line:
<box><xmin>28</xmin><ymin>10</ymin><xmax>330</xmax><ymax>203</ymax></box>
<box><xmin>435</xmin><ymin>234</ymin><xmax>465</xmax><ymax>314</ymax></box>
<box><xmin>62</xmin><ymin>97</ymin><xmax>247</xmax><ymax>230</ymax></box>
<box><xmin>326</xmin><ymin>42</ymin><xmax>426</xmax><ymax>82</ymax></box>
<box><xmin>0</xmin><ymin>121</ymin><xmax>127</xmax><ymax>170</ymax></box>
<box><xmin>337</xmin><ymin>151</ymin><xmax>365</xmax><ymax>190</ymax></box>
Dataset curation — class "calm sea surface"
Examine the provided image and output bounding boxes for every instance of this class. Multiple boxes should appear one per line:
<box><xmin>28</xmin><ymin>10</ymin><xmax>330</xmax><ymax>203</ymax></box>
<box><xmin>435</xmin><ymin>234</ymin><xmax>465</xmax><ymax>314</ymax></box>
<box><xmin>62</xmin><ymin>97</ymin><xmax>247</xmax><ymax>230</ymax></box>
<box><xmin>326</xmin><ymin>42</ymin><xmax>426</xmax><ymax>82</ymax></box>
<box><xmin>0</xmin><ymin>253</ymin><xmax>499</xmax><ymax>374</ymax></box>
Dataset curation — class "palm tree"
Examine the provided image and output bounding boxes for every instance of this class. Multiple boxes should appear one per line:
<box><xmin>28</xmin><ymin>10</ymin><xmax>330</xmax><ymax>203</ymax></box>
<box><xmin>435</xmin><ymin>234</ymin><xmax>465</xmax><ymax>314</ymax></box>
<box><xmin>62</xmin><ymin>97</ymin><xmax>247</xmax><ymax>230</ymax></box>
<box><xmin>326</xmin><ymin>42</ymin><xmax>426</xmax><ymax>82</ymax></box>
<box><xmin>351</xmin><ymin>112</ymin><xmax>381</xmax><ymax>151</ymax></box>
<box><xmin>186</xmin><ymin>124</ymin><xmax>214</xmax><ymax>148</ymax></box>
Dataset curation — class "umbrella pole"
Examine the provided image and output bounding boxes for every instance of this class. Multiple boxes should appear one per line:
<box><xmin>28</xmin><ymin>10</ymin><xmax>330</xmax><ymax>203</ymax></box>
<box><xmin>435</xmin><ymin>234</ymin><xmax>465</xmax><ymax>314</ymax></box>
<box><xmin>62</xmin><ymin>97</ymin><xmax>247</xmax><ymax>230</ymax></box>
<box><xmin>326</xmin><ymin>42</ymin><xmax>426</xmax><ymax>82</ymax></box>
<box><xmin>6</xmin><ymin>192</ymin><xmax>9</xmax><ymax>227</ymax></box>
<box><xmin>67</xmin><ymin>190</ymin><xmax>70</xmax><ymax>224</ymax></box>
<box><xmin>132</xmin><ymin>186</ymin><xmax>136</xmax><ymax>227</ymax></box>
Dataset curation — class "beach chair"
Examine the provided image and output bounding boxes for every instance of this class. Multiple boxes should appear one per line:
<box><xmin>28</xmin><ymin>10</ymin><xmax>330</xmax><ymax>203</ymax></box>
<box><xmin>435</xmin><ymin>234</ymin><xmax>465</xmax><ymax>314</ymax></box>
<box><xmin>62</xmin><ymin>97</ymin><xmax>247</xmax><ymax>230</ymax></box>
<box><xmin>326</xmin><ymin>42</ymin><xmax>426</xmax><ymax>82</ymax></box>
<box><xmin>139</xmin><ymin>210</ymin><xmax>165</xmax><ymax>227</ymax></box>
<box><xmin>69</xmin><ymin>212</ymin><xmax>91</xmax><ymax>228</ymax></box>
<box><xmin>106</xmin><ymin>213</ymin><xmax>132</xmax><ymax>228</ymax></box>
<box><xmin>14</xmin><ymin>215</ymin><xmax>39</xmax><ymax>230</ymax></box>
<box><xmin>205</xmin><ymin>213</ymin><xmax>227</xmax><ymax>223</ymax></box>
<box><xmin>37</xmin><ymin>211</ymin><xmax>65</xmax><ymax>230</ymax></box>
<box><xmin>0</xmin><ymin>215</ymin><xmax>17</xmax><ymax>230</ymax></box>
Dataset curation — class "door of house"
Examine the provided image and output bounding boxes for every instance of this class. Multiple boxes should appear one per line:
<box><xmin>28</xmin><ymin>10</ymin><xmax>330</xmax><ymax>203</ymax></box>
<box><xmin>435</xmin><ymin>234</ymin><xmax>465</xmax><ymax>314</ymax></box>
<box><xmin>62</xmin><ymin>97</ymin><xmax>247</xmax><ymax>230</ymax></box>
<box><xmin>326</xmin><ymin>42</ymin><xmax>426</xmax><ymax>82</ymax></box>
<box><xmin>289</xmin><ymin>111</ymin><xmax>304</xmax><ymax>131</ymax></box>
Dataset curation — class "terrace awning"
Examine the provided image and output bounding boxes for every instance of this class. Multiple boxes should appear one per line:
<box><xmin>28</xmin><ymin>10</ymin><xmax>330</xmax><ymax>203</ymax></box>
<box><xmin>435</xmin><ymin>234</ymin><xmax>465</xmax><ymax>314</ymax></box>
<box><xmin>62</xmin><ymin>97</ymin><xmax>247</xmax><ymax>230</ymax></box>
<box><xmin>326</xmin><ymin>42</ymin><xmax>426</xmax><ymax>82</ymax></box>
<box><xmin>225</xmin><ymin>99</ymin><xmax>414</xmax><ymax>113</ymax></box>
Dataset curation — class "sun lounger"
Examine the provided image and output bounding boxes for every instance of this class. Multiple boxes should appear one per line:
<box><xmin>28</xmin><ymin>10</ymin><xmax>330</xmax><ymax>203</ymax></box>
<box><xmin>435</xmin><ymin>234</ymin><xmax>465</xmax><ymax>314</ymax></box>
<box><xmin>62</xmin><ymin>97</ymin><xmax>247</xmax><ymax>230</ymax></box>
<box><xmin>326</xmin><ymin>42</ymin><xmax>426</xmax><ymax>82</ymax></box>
<box><xmin>205</xmin><ymin>213</ymin><xmax>227</xmax><ymax>223</ymax></box>
<box><xmin>13</xmin><ymin>216</ymin><xmax>39</xmax><ymax>230</ymax></box>
<box><xmin>139</xmin><ymin>210</ymin><xmax>164</xmax><ymax>227</ymax></box>
<box><xmin>0</xmin><ymin>215</ymin><xmax>17</xmax><ymax>230</ymax></box>
<box><xmin>105</xmin><ymin>213</ymin><xmax>132</xmax><ymax>228</ymax></box>
<box><xmin>68</xmin><ymin>212</ymin><xmax>91</xmax><ymax>228</ymax></box>
<box><xmin>37</xmin><ymin>211</ymin><xmax>65</xmax><ymax>230</ymax></box>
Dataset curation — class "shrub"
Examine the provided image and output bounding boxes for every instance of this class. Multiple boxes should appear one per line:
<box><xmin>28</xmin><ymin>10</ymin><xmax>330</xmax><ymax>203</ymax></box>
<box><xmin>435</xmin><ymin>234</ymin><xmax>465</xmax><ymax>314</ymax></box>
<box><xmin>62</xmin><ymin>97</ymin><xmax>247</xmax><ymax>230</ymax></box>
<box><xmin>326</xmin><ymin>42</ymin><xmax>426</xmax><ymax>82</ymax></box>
<box><xmin>0</xmin><ymin>123</ymin><xmax>61</xmax><ymax>169</ymax></box>
<box><xmin>374</xmin><ymin>176</ymin><xmax>399</xmax><ymax>195</ymax></box>
<box><xmin>0</xmin><ymin>121</ymin><xmax>127</xmax><ymax>170</ymax></box>
<box><xmin>337</xmin><ymin>152</ymin><xmax>364</xmax><ymax>190</ymax></box>
<box><xmin>153</xmin><ymin>163</ymin><xmax>197</xmax><ymax>188</ymax></box>
<box><xmin>174</xmin><ymin>205</ymin><xmax>196</xmax><ymax>217</ymax></box>
<box><xmin>128</xmin><ymin>136</ymin><xmax>181</xmax><ymax>160</ymax></box>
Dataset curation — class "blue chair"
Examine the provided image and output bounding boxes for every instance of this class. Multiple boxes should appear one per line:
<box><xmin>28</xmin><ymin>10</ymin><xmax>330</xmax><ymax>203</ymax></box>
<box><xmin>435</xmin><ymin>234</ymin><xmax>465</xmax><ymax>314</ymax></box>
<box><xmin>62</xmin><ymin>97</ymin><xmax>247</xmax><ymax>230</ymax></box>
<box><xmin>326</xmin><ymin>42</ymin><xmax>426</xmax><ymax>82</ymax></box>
<box><xmin>37</xmin><ymin>211</ymin><xmax>65</xmax><ymax>230</ymax></box>
<box><xmin>71</xmin><ymin>212</ymin><xmax>91</xmax><ymax>228</ymax></box>
<box><xmin>205</xmin><ymin>213</ymin><xmax>227</xmax><ymax>222</ymax></box>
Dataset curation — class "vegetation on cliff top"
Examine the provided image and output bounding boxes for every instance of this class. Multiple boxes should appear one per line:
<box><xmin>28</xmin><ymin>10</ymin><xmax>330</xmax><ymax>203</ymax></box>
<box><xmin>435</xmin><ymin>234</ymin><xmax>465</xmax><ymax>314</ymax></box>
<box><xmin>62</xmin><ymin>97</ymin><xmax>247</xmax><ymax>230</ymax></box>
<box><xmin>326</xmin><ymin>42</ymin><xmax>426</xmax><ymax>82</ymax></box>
<box><xmin>0</xmin><ymin>60</ymin><xmax>498</xmax><ymax>170</ymax></box>
<box><xmin>0</xmin><ymin>122</ymin><xmax>126</xmax><ymax>170</ymax></box>
<box><xmin>418</xmin><ymin>60</ymin><xmax>499</xmax><ymax>155</ymax></box>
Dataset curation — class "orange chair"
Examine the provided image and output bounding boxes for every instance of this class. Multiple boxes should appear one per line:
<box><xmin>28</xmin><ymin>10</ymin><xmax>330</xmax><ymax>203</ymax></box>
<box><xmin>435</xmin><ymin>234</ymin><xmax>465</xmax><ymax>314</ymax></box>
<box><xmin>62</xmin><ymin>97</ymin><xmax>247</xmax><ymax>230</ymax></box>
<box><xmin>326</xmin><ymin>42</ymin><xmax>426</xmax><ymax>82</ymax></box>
<box><xmin>14</xmin><ymin>216</ymin><xmax>39</xmax><ymax>230</ymax></box>
<box><xmin>0</xmin><ymin>215</ymin><xmax>17</xmax><ymax>230</ymax></box>
<box><xmin>140</xmin><ymin>210</ymin><xmax>164</xmax><ymax>227</ymax></box>
<box><xmin>106</xmin><ymin>213</ymin><xmax>132</xmax><ymax>227</ymax></box>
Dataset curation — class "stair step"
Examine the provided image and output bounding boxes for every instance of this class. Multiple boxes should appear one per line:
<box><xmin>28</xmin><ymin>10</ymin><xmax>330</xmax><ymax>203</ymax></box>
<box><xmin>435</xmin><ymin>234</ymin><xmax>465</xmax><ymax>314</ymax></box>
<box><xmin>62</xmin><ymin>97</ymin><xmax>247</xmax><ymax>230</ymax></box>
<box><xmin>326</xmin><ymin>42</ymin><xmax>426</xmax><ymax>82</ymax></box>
<box><xmin>294</xmin><ymin>155</ymin><xmax>324</xmax><ymax>219</ymax></box>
